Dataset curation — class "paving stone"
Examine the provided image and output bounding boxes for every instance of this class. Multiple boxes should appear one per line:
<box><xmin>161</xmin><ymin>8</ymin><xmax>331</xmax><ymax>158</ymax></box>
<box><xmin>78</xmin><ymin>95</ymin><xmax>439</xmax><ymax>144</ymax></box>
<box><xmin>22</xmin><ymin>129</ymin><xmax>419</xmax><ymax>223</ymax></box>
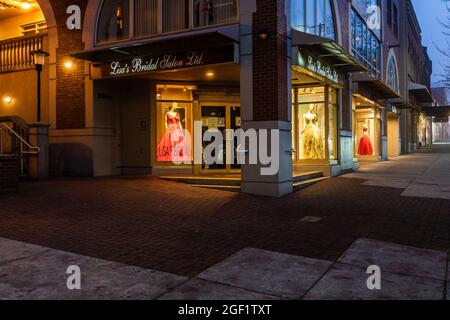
<box><xmin>0</xmin><ymin>246</ymin><xmax>187</xmax><ymax>300</ymax></box>
<box><xmin>338</xmin><ymin>239</ymin><xmax>447</xmax><ymax>280</ymax></box>
<box><xmin>304</xmin><ymin>263</ymin><xmax>445</xmax><ymax>300</ymax></box>
<box><xmin>402</xmin><ymin>182</ymin><xmax>450</xmax><ymax>200</ymax></box>
<box><xmin>362</xmin><ymin>177</ymin><xmax>414</xmax><ymax>189</ymax></box>
<box><xmin>159</xmin><ymin>279</ymin><xmax>278</xmax><ymax>300</ymax></box>
<box><xmin>197</xmin><ymin>248</ymin><xmax>332</xmax><ymax>299</ymax></box>
<box><xmin>0</xmin><ymin>238</ymin><xmax>48</xmax><ymax>264</ymax></box>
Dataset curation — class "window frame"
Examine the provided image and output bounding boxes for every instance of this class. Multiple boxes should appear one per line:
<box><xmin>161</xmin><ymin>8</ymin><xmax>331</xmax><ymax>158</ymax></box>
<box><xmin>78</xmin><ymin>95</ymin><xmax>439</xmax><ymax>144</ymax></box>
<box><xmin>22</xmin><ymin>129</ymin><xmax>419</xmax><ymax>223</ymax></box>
<box><xmin>96</xmin><ymin>0</ymin><xmax>240</xmax><ymax>45</ymax></box>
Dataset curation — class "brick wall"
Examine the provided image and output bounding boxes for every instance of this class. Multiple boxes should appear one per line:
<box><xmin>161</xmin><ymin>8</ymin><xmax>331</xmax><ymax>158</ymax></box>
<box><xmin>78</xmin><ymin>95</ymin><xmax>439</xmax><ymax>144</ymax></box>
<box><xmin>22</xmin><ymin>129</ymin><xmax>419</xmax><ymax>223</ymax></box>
<box><xmin>50</xmin><ymin>0</ymin><xmax>88</xmax><ymax>129</ymax></box>
<box><xmin>252</xmin><ymin>0</ymin><xmax>288</xmax><ymax>121</ymax></box>
<box><xmin>0</xmin><ymin>156</ymin><xmax>20</xmax><ymax>193</ymax></box>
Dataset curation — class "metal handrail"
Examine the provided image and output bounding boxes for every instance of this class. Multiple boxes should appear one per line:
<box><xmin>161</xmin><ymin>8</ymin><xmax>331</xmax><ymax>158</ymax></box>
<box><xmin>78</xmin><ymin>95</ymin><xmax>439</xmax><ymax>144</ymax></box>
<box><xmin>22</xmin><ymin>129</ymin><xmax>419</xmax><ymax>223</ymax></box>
<box><xmin>0</xmin><ymin>123</ymin><xmax>40</xmax><ymax>155</ymax></box>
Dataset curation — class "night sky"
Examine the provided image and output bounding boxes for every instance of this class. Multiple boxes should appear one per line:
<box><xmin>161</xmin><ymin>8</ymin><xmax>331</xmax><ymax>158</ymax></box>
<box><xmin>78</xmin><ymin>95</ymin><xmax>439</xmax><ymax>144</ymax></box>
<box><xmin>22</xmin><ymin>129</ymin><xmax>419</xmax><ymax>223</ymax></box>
<box><xmin>412</xmin><ymin>0</ymin><xmax>449</xmax><ymax>86</ymax></box>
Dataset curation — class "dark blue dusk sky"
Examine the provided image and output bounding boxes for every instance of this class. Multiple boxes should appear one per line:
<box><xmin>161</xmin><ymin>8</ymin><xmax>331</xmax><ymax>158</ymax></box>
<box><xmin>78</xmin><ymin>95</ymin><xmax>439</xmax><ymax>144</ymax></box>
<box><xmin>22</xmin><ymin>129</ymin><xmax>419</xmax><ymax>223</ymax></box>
<box><xmin>412</xmin><ymin>0</ymin><xmax>449</xmax><ymax>86</ymax></box>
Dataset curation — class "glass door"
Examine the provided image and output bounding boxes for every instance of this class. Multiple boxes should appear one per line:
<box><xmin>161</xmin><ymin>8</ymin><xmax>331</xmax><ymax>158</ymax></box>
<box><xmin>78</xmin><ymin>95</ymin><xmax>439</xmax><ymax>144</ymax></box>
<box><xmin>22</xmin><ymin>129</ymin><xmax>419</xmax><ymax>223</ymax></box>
<box><xmin>201</xmin><ymin>106</ymin><xmax>227</xmax><ymax>170</ymax></box>
<box><xmin>199</xmin><ymin>104</ymin><xmax>241</xmax><ymax>173</ymax></box>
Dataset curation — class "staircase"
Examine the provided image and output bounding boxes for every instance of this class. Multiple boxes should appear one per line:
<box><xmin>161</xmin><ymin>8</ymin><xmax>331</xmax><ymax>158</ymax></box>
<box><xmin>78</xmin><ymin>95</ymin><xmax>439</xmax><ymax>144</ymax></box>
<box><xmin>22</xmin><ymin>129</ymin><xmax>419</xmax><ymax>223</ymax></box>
<box><xmin>0</xmin><ymin>116</ymin><xmax>40</xmax><ymax>178</ymax></box>
<box><xmin>159</xmin><ymin>171</ymin><xmax>328</xmax><ymax>193</ymax></box>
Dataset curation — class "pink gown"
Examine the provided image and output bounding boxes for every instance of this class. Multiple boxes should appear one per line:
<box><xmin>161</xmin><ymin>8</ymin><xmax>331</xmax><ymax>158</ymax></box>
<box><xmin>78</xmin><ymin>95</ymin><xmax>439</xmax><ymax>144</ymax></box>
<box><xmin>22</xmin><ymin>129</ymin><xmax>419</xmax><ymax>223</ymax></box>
<box><xmin>358</xmin><ymin>127</ymin><xmax>374</xmax><ymax>156</ymax></box>
<box><xmin>157</xmin><ymin>112</ymin><xmax>191</xmax><ymax>162</ymax></box>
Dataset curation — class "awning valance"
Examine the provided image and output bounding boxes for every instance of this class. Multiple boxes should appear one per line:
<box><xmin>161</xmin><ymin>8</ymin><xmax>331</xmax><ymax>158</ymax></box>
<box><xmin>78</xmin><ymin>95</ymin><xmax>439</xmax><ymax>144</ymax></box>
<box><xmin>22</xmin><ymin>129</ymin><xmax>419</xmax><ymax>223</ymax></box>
<box><xmin>72</xmin><ymin>32</ymin><xmax>238</xmax><ymax>63</ymax></box>
<box><xmin>292</xmin><ymin>30</ymin><xmax>367</xmax><ymax>73</ymax></box>
<box><xmin>409</xmin><ymin>81</ymin><xmax>434</xmax><ymax>103</ymax></box>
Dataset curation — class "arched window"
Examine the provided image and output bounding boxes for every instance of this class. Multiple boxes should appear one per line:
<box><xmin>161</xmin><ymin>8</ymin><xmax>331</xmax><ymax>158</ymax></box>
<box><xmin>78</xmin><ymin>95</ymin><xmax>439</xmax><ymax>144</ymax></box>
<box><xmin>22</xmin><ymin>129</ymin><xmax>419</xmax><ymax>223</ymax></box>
<box><xmin>387</xmin><ymin>55</ymin><xmax>399</xmax><ymax>93</ymax></box>
<box><xmin>97</xmin><ymin>0</ymin><xmax>130</xmax><ymax>43</ymax></box>
<box><xmin>291</xmin><ymin>0</ymin><xmax>336</xmax><ymax>40</ymax></box>
<box><xmin>97</xmin><ymin>0</ymin><xmax>239</xmax><ymax>44</ymax></box>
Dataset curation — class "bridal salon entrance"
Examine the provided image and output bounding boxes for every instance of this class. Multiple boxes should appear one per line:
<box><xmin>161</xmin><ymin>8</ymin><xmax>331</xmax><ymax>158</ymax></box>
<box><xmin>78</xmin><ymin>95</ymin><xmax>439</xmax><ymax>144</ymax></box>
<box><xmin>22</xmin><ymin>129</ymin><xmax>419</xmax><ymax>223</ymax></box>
<box><xmin>198</xmin><ymin>103</ymin><xmax>241</xmax><ymax>174</ymax></box>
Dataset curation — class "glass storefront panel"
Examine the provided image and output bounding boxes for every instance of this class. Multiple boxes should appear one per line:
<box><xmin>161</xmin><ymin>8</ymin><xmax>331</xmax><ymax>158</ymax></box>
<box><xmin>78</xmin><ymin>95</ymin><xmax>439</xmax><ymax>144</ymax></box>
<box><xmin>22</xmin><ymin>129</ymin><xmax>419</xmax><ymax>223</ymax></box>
<box><xmin>328</xmin><ymin>88</ymin><xmax>338</xmax><ymax>160</ymax></box>
<box><xmin>353</xmin><ymin>105</ymin><xmax>378</xmax><ymax>157</ymax></box>
<box><xmin>296</xmin><ymin>86</ymin><xmax>327</xmax><ymax>161</ymax></box>
<box><xmin>201</xmin><ymin>106</ymin><xmax>227</xmax><ymax>170</ymax></box>
<box><xmin>156</xmin><ymin>85</ymin><xmax>194</xmax><ymax>163</ymax></box>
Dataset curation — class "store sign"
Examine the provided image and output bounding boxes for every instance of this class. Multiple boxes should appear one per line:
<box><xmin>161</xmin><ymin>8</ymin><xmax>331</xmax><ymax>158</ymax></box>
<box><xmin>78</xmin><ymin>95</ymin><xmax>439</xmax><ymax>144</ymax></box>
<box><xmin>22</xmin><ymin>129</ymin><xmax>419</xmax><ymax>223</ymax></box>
<box><xmin>92</xmin><ymin>44</ymin><xmax>237</xmax><ymax>79</ymax></box>
<box><xmin>297</xmin><ymin>51</ymin><xmax>339</xmax><ymax>84</ymax></box>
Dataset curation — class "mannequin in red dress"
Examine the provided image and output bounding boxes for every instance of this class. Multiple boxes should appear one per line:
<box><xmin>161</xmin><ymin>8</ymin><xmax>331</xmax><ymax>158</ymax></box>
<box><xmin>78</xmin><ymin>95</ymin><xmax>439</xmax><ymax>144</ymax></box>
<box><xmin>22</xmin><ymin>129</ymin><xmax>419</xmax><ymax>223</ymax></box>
<box><xmin>157</xmin><ymin>103</ymin><xmax>191</xmax><ymax>162</ymax></box>
<box><xmin>358</xmin><ymin>124</ymin><xmax>374</xmax><ymax>156</ymax></box>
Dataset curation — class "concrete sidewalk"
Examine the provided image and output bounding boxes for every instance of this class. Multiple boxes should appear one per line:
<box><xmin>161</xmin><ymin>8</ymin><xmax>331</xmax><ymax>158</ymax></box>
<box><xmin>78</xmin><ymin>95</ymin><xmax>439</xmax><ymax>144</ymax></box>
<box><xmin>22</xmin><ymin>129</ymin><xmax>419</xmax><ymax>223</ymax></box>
<box><xmin>0</xmin><ymin>238</ymin><xmax>447</xmax><ymax>300</ymax></box>
<box><xmin>344</xmin><ymin>144</ymin><xmax>450</xmax><ymax>200</ymax></box>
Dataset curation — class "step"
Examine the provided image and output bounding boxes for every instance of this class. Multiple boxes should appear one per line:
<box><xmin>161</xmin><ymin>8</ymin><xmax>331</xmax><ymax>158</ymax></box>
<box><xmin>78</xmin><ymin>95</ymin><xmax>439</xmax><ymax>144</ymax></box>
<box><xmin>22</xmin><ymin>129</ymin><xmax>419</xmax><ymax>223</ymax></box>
<box><xmin>293</xmin><ymin>177</ymin><xmax>329</xmax><ymax>191</ymax></box>
<box><xmin>293</xmin><ymin>171</ymin><xmax>324</xmax><ymax>183</ymax></box>
<box><xmin>192</xmin><ymin>185</ymin><xmax>241</xmax><ymax>192</ymax></box>
<box><xmin>159</xmin><ymin>175</ymin><xmax>241</xmax><ymax>187</ymax></box>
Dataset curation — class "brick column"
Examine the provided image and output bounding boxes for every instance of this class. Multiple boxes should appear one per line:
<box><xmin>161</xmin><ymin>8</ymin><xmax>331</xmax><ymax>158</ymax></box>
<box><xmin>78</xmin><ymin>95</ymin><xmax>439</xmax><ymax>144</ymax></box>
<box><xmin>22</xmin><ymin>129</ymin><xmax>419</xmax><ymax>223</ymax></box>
<box><xmin>240</xmin><ymin>0</ymin><xmax>293</xmax><ymax>197</ymax></box>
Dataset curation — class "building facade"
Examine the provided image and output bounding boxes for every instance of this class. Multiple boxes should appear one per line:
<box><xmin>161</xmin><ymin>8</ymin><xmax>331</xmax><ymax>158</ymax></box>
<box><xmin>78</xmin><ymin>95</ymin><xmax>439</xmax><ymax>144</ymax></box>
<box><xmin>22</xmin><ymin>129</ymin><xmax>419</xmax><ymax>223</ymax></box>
<box><xmin>0</xmin><ymin>0</ymin><xmax>433</xmax><ymax>197</ymax></box>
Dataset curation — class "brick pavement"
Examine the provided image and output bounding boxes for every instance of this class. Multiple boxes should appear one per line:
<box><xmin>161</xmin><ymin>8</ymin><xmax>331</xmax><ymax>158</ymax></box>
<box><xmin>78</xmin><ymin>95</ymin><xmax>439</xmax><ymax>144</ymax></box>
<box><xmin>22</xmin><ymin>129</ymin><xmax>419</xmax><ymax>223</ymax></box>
<box><xmin>1</xmin><ymin>165</ymin><xmax>449</xmax><ymax>277</ymax></box>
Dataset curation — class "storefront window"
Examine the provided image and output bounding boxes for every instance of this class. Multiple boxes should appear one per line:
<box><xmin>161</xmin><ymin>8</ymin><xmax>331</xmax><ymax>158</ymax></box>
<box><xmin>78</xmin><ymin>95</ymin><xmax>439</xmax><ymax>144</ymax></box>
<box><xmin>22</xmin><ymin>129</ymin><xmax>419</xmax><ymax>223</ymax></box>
<box><xmin>328</xmin><ymin>88</ymin><xmax>338</xmax><ymax>160</ymax></box>
<box><xmin>292</xmin><ymin>0</ymin><xmax>336</xmax><ymax>40</ymax></box>
<box><xmin>353</xmin><ymin>99</ymin><xmax>381</xmax><ymax>158</ymax></box>
<box><xmin>156</xmin><ymin>85</ymin><xmax>195</xmax><ymax>163</ymax></box>
<box><xmin>97</xmin><ymin>0</ymin><xmax>130</xmax><ymax>43</ymax></box>
<box><xmin>296</xmin><ymin>86</ymin><xmax>326</xmax><ymax>160</ymax></box>
<box><xmin>193</xmin><ymin>0</ymin><xmax>238</xmax><ymax>28</ymax></box>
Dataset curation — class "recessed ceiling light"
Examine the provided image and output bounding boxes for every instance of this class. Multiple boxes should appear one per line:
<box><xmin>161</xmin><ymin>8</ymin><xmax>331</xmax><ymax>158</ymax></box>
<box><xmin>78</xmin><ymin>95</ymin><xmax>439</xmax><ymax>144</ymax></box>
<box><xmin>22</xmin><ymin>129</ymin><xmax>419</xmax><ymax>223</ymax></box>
<box><xmin>21</xmin><ymin>2</ymin><xmax>32</xmax><ymax>9</ymax></box>
<box><xmin>206</xmin><ymin>72</ymin><xmax>214</xmax><ymax>77</ymax></box>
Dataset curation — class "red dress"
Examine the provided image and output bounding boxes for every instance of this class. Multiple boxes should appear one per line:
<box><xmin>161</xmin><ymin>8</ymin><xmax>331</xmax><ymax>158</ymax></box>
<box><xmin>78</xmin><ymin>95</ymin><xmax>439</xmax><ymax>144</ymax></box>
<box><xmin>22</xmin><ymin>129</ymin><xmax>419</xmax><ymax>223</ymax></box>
<box><xmin>157</xmin><ymin>112</ymin><xmax>191</xmax><ymax>162</ymax></box>
<box><xmin>358</xmin><ymin>127</ymin><xmax>374</xmax><ymax>156</ymax></box>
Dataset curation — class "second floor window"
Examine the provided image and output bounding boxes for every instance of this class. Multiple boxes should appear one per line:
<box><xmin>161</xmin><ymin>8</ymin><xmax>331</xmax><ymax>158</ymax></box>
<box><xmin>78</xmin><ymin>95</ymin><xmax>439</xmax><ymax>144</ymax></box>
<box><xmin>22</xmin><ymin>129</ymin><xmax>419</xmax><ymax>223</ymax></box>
<box><xmin>291</xmin><ymin>0</ymin><xmax>336</xmax><ymax>40</ymax></box>
<box><xmin>386</xmin><ymin>0</ymin><xmax>392</xmax><ymax>27</ymax></box>
<box><xmin>351</xmin><ymin>9</ymin><xmax>381</xmax><ymax>77</ymax></box>
<box><xmin>393</xmin><ymin>3</ymin><xmax>398</xmax><ymax>38</ymax></box>
<box><xmin>97</xmin><ymin>0</ymin><xmax>239</xmax><ymax>44</ymax></box>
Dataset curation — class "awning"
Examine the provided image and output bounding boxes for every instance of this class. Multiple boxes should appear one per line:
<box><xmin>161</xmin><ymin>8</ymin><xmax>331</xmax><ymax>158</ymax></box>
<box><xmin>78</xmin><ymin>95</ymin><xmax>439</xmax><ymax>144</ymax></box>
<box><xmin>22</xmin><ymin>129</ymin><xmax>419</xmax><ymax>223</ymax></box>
<box><xmin>409</xmin><ymin>81</ymin><xmax>434</xmax><ymax>103</ymax></box>
<box><xmin>73</xmin><ymin>32</ymin><xmax>238</xmax><ymax>62</ymax></box>
<box><xmin>292</xmin><ymin>30</ymin><xmax>367</xmax><ymax>73</ymax></box>
<box><xmin>352</xmin><ymin>74</ymin><xmax>401</xmax><ymax>100</ymax></box>
<box><xmin>390</xmin><ymin>98</ymin><xmax>414</xmax><ymax>109</ymax></box>
<box><xmin>422</xmin><ymin>106</ymin><xmax>450</xmax><ymax>121</ymax></box>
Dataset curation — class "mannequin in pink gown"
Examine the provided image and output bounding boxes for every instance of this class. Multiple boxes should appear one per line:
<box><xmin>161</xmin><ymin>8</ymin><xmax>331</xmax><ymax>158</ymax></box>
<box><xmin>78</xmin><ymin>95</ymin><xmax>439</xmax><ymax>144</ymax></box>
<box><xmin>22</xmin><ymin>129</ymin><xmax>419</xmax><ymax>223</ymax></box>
<box><xmin>157</xmin><ymin>105</ymin><xmax>191</xmax><ymax>162</ymax></box>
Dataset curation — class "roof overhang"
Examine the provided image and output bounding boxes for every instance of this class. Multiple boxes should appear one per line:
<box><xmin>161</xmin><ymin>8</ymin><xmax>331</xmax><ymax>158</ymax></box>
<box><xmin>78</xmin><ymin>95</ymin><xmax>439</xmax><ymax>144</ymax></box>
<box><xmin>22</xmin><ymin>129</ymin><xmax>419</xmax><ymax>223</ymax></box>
<box><xmin>409</xmin><ymin>81</ymin><xmax>434</xmax><ymax>103</ymax></box>
<box><xmin>352</xmin><ymin>74</ymin><xmax>401</xmax><ymax>100</ymax></box>
<box><xmin>421</xmin><ymin>106</ymin><xmax>450</xmax><ymax>121</ymax></box>
<box><xmin>292</xmin><ymin>30</ymin><xmax>367</xmax><ymax>73</ymax></box>
<box><xmin>72</xmin><ymin>32</ymin><xmax>238</xmax><ymax>63</ymax></box>
<box><xmin>390</xmin><ymin>98</ymin><xmax>414</xmax><ymax>109</ymax></box>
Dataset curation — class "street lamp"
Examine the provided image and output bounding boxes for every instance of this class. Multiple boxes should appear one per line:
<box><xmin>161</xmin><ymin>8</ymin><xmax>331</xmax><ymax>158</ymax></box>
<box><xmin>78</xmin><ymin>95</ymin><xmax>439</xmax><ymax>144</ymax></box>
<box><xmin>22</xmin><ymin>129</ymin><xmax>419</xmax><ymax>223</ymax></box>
<box><xmin>31</xmin><ymin>49</ymin><xmax>49</xmax><ymax>122</ymax></box>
